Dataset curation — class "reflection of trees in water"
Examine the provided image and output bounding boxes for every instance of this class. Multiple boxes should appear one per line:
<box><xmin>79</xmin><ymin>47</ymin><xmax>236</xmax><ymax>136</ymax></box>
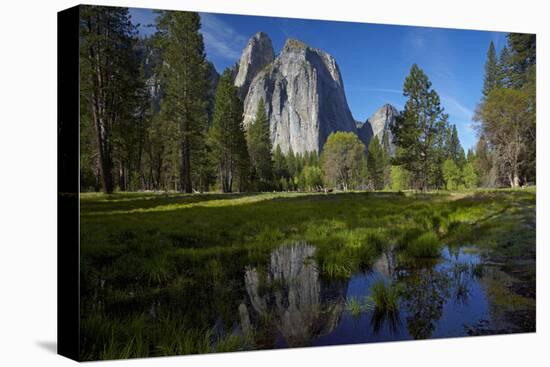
<box><xmin>395</xmin><ymin>253</ymin><xmax>482</xmax><ymax>339</ymax></box>
<box><xmin>239</xmin><ymin>243</ymin><xmax>348</xmax><ymax>348</ymax></box>
<box><xmin>399</xmin><ymin>265</ymin><xmax>450</xmax><ymax>339</ymax></box>
<box><xmin>371</xmin><ymin>309</ymin><xmax>401</xmax><ymax>335</ymax></box>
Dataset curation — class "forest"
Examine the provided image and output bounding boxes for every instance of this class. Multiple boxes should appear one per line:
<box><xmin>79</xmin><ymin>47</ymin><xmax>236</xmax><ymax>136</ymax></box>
<box><xmin>79</xmin><ymin>7</ymin><xmax>536</xmax><ymax>195</ymax></box>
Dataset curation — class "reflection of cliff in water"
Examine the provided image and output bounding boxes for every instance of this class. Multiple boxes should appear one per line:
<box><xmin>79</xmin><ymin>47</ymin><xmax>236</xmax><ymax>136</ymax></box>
<box><xmin>239</xmin><ymin>243</ymin><xmax>348</xmax><ymax>348</ymax></box>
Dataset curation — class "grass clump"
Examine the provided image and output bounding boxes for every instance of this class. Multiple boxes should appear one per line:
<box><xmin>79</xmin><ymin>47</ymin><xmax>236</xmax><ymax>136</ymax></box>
<box><xmin>405</xmin><ymin>231</ymin><xmax>441</xmax><ymax>258</ymax></box>
<box><xmin>369</xmin><ymin>280</ymin><xmax>401</xmax><ymax>314</ymax></box>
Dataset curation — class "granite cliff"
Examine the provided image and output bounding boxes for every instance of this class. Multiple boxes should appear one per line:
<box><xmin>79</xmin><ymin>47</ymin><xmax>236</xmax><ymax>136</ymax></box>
<box><xmin>237</xmin><ymin>35</ymin><xmax>357</xmax><ymax>154</ymax></box>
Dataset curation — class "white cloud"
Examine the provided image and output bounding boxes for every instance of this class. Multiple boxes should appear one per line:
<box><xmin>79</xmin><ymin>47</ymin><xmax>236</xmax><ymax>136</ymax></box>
<box><xmin>200</xmin><ymin>13</ymin><xmax>248</xmax><ymax>62</ymax></box>
<box><xmin>348</xmin><ymin>87</ymin><xmax>402</xmax><ymax>94</ymax></box>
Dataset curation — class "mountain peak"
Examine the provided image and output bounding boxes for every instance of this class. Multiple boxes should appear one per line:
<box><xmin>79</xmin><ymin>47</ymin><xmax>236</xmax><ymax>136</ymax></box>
<box><xmin>241</xmin><ymin>35</ymin><xmax>356</xmax><ymax>154</ymax></box>
<box><xmin>380</xmin><ymin>103</ymin><xmax>399</xmax><ymax>113</ymax></box>
<box><xmin>365</xmin><ymin>103</ymin><xmax>399</xmax><ymax>153</ymax></box>
<box><xmin>282</xmin><ymin>38</ymin><xmax>308</xmax><ymax>53</ymax></box>
<box><xmin>234</xmin><ymin>32</ymin><xmax>275</xmax><ymax>99</ymax></box>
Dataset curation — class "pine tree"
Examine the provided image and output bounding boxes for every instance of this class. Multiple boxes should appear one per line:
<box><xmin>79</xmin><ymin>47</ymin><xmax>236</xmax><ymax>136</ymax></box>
<box><xmin>507</xmin><ymin>33</ymin><xmax>536</xmax><ymax>88</ymax></box>
<box><xmin>247</xmin><ymin>99</ymin><xmax>273</xmax><ymax>190</ymax></box>
<box><xmin>209</xmin><ymin>69</ymin><xmax>249</xmax><ymax>193</ymax></box>
<box><xmin>391</xmin><ymin>64</ymin><xmax>449</xmax><ymax>191</ymax></box>
<box><xmin>381</xmin><ymin>134</ymin><xmax>393</xmax><ymax>188</ymax></box>
<box><xmin>273</xmin><ymin>145</ymin><xmax>289</xmax><ymax>189</ymax></box>
<box><xmin>482</xmin><ymin>41</ymin><xmax>500</xmax><ymax>97</ymax></box>
<box><xmin>447</xmin><ymin>125</ymin><xmax>466</xmax><ymax>168</ymax></box>
<box><xmin>367</xmin><ymin>136</ymin><xmax>385</xmax><ymax>190</ymax></box>
<box><xmin>156</xmin><ymin>11</ymin><xmax>209</xmax><ymax>193</ymax></box>
<box><xmin>497</xmin><ymin>46</ymin><xmax>512</xmax><ymax>88</ymax></box>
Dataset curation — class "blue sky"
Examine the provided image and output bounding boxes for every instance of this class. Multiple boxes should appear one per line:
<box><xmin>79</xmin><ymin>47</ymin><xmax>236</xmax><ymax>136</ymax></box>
<box><xmin>129</xmin><ymin>7</ymin><xmax>507</xmax><ymax>151</ymax></box>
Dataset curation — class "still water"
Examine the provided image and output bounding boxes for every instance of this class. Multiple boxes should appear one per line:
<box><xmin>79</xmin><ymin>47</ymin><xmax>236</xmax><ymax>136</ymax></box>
<box><xmin>224</xmin><ymin>242</ymin><xmax>497</xmax><ymax>348</ymax></box>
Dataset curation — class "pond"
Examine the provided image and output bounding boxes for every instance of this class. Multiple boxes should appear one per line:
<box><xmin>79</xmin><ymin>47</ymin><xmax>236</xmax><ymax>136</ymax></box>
<box><xmin>231</xmin><ymin>242</ymin><xmax>490</xmax><ymax>348</ymax></box>
<box><xmin>81</xmin><ymin>239</ymin><xmax>534</xmax><ymax>359</ymax></box>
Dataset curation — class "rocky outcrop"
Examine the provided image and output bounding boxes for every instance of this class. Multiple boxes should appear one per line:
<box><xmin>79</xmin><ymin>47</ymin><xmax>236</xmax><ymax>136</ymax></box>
<box><xmin>365</xmin><ymin>103</ymin><xmax>399</xmax><ymax>153</ymax></box>
<box><xmin>241</xmin><ymin>37</ymin><xmax>357</xmax><ymax>154</ymax></box>
<box><xmin>234</xmin><ymin>32</ymin><xmax>275</xmax><ymax>100</ymax></box>
<box><xmin>356</xmin><ymin>121</ymin><xmax>373</xmax><ymax>150</ymax></box>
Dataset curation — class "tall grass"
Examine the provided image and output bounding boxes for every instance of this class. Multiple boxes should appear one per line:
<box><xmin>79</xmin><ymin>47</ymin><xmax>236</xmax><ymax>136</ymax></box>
<box><xmin>369</xmin><ymin>280</ymin><xmax>402</xmax><ymax>333</ymax></box>
<box><xmin>405</xmin><ymin>231</ymin><xmax>441</xmax><ymax>258</ymax></box>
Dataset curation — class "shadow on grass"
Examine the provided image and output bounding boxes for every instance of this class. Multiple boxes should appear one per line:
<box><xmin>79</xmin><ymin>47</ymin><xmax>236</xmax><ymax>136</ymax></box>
<box><xmin>80</xmin><ymin>192</ymin><xmax>267</xmax><ymax>214</ymax></box>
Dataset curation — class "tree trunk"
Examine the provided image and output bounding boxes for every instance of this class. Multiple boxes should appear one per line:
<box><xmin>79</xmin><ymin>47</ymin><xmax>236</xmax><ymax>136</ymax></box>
<box><xmin>88</xmin><ymin>24</ymin><xmax>113</xmax><ymax>195</ymax></box>
<box><xmin>118</xmin><ymin>162</ymin><xmax>126</xmax><ymax>191</ymax></box>
<box><xmin>91</xmin><ymin>105</ymin><xmax>113</xmax><ymax>194</ymax></box>
<box><xmin>510</xmin><ymin>172</ymin><xmax>520</xmax><ymax>188</ymax></box>
<box><xmin>180</xmin><ymin>137</ymin><xmax>192</xmax><ymax>193</ymax></box>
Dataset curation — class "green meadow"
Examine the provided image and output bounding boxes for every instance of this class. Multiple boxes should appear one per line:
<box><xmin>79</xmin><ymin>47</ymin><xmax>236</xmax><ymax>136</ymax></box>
<box><xmin>79</xmin><ymin>189</ymin><xmax>535</xmax><ymax>360</ymax></box>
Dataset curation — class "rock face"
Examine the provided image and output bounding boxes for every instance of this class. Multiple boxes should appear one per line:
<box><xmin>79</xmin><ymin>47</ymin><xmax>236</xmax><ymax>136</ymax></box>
<box><xmin>356</xmin><ymin>121</ymin><xmax>373</xmax><ymax>150</ymax></box>
<box><xmin>241</xmin><ymin>37</ymin><xmax>357</xmax><ymax>154</ymax></box>
<box><xmin>364</xmin><ymin>103</ymin><xmax>399</xmax><ymax>153</ymax></box>
<box><xmin>234</xmin><ymin>32</ymin><xmax>275</xmax><ymax>100</ymax></box>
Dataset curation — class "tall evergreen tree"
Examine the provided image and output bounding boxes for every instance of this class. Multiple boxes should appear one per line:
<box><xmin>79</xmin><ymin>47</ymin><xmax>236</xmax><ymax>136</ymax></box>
<box><xmin>507</xmin><ymin>33</ymin><xmax>536</xmax><ymax>88</ymax></box>
<box><xmin>156</xmin><ymin>11</ymin><xmax>209</xmax><ymax>193</ymax></box>
<box><xmin>497</xmin><ymin>46</ymin><xmax>512</xmax><ymax>88</ymax></box>
<box><xmin>391</xmin><ymin>64</ymin><xmax>449</xmax><ymax>191</ymax></box>
<box><xmin>447</xmin><ymin>124</ymin><xmax>466</xmax><ymax>168</ymax></box>
<box><xmin>381</xmin><ymin>134</ymin><xmax>393</xmax><ymax>188</ymax></box>
<box><xmin>80</xmin><ymin>6</ymin><xmax>141</xmax><ymax>193</ymax></box>
<box><xmin>508</xmin><ymin>33</ymin><xmax>536</xmax><ymax>183</ymax></box>
<box><xmin>247</xmin><ymin>99</ymin><xmax>273</xmax><ymax>190</ymax></box>
<box><xmin>209</xmin><ymin>69</ymin><xmax>249</xmax><ymax>193</ymax></box>
<box><xmin>273</xmin><ymin>145</ymin><xmax>289</xmax><ymax>188</ymax></box>
<box><xmin>482</xmin><ymin>41</ymin><xmax>500</xmax><ymax>98</ymax></box>
<box><xmin>367</xmin><ymin>136</ymin><xmax>385</xmax><ymax>190</ymax></box>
